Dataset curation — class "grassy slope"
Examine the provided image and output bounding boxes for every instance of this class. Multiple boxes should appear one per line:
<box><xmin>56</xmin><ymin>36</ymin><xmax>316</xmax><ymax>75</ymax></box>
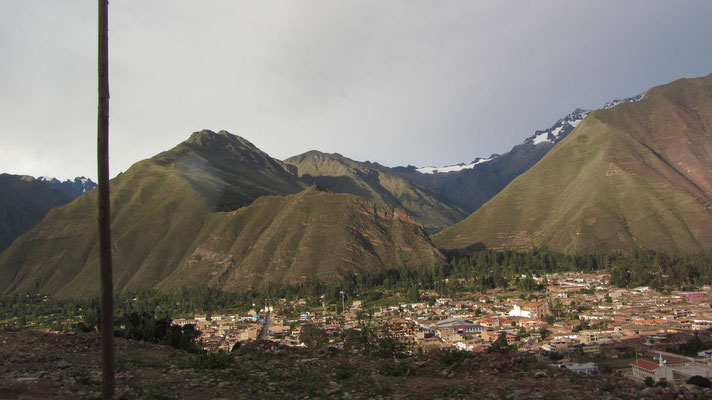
<box><xmin>284</xmin><ymin>151</ymin><xmax>467</xmax><ymax>232</ymax></box>
<box><xmin>434</xmin><ymin>74</ymin><xmax>712</xmax><ymax>253</ymax></box>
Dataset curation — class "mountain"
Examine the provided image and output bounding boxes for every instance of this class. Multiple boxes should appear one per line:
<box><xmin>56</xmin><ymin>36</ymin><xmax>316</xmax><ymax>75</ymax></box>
<box><xmin>0</xmin><ymin>174</ymin><xmax>73</xmax><ymax>252</ymax></box>
<box><xmin>0</xmin><ymin>174</ymin><xmax>97</xmax><ymax>253</ymax></box>
<box><xmin>158</xmin><ymin>186</ymin><xmax>441</xmax><ymax>290</ymax></box>
<box><xmin>434</xmin><ymin>74</ymin><xmax>712</xmax><ymax>254</ymax></box>
<box><xmin>392</xmin><ymin>95</ymin><xmax>643</xmax><ymax>213</ymax></box>
<box><xmin>0</xmin><ymin>130</ymin><xmax>440</xmax><ymax>298</ymax></box>
<box><xmin>284</xmin><ymin>151</ymin><xmax>467</xmax><ymax>232</ymax></box>
<box><xmin>38</xmin><ymin>176</ymin><xmax>97</xmax><ymax>199</ymax></box>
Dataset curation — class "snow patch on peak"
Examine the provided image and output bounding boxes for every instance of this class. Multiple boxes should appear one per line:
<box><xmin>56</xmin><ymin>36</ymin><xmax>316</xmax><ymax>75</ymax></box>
<box><xmin>416</xmin><ymin>156</ymin><xmax>496</xmax><ymax>174</ymax></box>
<box><xmin>532</xmin><ymin>132</ymin><xmax>551</xmax><ymax>145</ymax></box>
<box><xmin>603</xmin><ymin>93</ymin><xmax>644</xmax><ymax>109</ymax></box>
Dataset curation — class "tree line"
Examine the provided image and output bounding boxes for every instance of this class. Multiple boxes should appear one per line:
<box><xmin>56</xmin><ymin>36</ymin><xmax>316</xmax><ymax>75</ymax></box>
<box><xmin>3</xmin><ymin>248</ymin><xmax>712</xmax><ymax>330</ymax></box>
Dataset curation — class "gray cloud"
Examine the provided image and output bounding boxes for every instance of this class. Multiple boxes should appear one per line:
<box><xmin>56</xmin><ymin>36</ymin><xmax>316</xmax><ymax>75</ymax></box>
<box><xmin>1</xmin><ymin>1</ymin><xmax>711</xmax><ymax>180</ymax></box>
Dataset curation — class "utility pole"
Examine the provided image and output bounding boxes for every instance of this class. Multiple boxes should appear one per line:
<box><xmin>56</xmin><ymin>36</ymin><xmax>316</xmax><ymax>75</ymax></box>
<box><xmin>340</xmin><ymin>291</ymin><xmax>345</xmax><ymax>314</ymax></box>
<box><xmin>97</xmin><ymin>0</ymin><xmax>114</xmax><ymax>398</ymax></box>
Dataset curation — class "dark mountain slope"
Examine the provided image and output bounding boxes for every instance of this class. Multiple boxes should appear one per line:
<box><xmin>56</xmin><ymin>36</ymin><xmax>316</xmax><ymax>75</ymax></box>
<box><xmin>284</xmin><ymin>151</ymin><xmax>467</xmax><ymax>232</ymax></box>
<box><xmin>0</xmin><ymin>174</ymin><xmax>72</xmax><ymax>252</ymax></box>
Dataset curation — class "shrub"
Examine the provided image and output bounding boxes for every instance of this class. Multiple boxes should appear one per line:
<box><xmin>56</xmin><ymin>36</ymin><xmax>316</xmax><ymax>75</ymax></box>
<box><xmin>378</xmin><ymin>361</ymin><xmax>414</xmax><ymax>377</ymax></box>
<box><xmin>191</xmin><ymin>351</ymin><xmax>234</xmax><ymax>370</ymax></box>
<box><xmin>687</xmin><ymin>375</ymin><xmax>712</xmax><ymax>388</ymax></box>
<box><xmin>299</xmin><ymin>324</ymin><xmax>329</xmax><ymax>350</ymax></box>
<box><xmin>440</xmin><ymin>349</ymin><xmax>475</xmax><ymax>365</ymax></box>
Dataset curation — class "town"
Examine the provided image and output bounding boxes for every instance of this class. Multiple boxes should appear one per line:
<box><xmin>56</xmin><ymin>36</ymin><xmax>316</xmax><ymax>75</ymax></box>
<box><xmin>171</xmin><ymin>272</ymin><xmax>712</xmax><ymax>388</ymax></box>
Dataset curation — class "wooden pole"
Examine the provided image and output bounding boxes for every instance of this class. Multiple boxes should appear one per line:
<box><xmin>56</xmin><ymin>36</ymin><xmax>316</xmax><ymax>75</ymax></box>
<box><xmin>97</xmin><ymin>0</ymin><xmax>114</xmax><ymax>398</ymax></box>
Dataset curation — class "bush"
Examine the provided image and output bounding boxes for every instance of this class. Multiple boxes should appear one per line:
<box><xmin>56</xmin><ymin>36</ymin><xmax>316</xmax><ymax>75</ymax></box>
<box><xmin>191</xmin><ymin>351</ymin><xmax>234</xmax><ymax>370</ymax></box>
<box><xmin>299</xmin><ymin>324</ymin><xmax>329</xmax><ymax>350</ymax></box>
<box><xmin>342</xmin><ymin>323</ymin><xmax>412</xmax><ymax>358</ymax></box>
<box><xmin>687</xmin><ymin>375</ymin><xmax>712</xmax><ymax>388</ymax></box>
<box><xmin>378</xmin><ymin>361</ymin><xmax>414</xmax><ymax>376</ymax></box>
<box><xmin>644</xmin><ymin>376</ymin><xmax>654</xmax><ymax>387</ymax></box>
<box><xmin>440</xmin><ymin>349</ymin><xmax>475</xmax><ymax>365</ymax></box>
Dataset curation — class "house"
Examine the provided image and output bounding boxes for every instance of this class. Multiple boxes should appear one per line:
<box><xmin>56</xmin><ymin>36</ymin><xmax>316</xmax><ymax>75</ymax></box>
<box><xmin>509</xmin><ymin>301</ymin><xmax>549</xmax><ymax>320</ymax></box>
<box><xmin>542</xmin><ymin>338</ymin><xmax>569</xmax><ymax>353</ymax></box>
<box><xmin>630</xmin><ymin>359</ymin><xmax>674</xmax><ymax>382</ymax></box>
<box><xmin>172</xmin><ymin>318</ymin><xmax>196</xmax><ymax>326</ymax></box>
<box><xmin>433</xmin><ymin>318</ymin><xmax>482</xmax><ymax>335</ymax></box>
<box><xmin>578</xmin><ymin>330</ymin><xmax>602</xmax><ymax>344</ymax></box>
<box><xmin>561</xmin><ymin>362</ymin><xmax>598</xmax><ymax>374</ymax></box>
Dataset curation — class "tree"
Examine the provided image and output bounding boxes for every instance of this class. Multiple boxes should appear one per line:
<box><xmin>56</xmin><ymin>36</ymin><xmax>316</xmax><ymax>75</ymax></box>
<box><xmin>687</xmin><ymin>375</ymin><xmax>712</xmax><ymax>388</ymax></box>
<box><xmin>488</xmin><ymin>332</ymin><xmax>511</xmax><ymax>353</ymax></box>
<box><xmin>299</xmin><ymin>324</ymin><xmax>329</xmax><ymax>349</ymax></box>
<box><xmin>406</xmin><ymin>285</ymin><xmax>420</xmax><ymax>303</ymax></box>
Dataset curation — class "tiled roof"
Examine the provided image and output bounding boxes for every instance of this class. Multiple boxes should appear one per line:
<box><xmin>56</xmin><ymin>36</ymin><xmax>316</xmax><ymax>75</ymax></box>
<box><xmin>630</xmin><ymin>359</ymin><xmax>659</xmax><ymax>371</ymax></box>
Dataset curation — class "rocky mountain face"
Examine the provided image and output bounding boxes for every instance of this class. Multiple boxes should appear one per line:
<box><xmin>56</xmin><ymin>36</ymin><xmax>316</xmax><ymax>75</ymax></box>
<box><xmin>38</xmin><ymin>176</ymin><xmax>97</xmax><ymax>199</ymax></box>
<box><xmin>434</xmin><ymin>74</ymin><xmax>712</xmax><ymax>253</ymax></box>
<box><xmin>0</xmin><ymin>131</ymin><xmax>440</xmax><ymax>298</ymax></box>
<box><xmin>284</xmin><ymin>151</ymin><xmax>467</xmax><ymax>232</ymax></box>
<box><xmin>392</xmin><ymin>95</ymin><xmax>643</xmax><ymax>213</ymax></box>
<box><xmin>0</xmin><ymin>174</ymin><xmax>74</xmax><ymax>253</ymax></box>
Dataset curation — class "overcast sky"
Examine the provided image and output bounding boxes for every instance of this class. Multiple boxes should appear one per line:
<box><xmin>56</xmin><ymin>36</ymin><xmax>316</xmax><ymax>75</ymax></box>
<box><xmin>1</xmin><ymin>1</ymin><xmax>711</xmax><ymax>181</ymax></box>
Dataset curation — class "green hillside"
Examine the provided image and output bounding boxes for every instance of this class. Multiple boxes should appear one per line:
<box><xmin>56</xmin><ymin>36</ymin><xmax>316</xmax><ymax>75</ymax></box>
<box><xmin>435</xmin><ymin>73</ymin><xmax>712</xmax><ymax>253</ymax></box>
<box><xmin>0</xmin><ymin>131</ymin><xmax>440</xmax><ymax>298</ymax></box>
<box><xmin>285</xmin><ymin>151</ymin><xmax>467</xmax><ymax>232</ymax></box>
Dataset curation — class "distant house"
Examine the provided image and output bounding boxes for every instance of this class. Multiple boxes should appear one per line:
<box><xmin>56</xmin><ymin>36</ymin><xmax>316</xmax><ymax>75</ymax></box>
<box><xmin>433</xmin><ymin>318</ymin><xmax>482</xmax><ymax>335</ymax></box>
<box><xmin>561</xmin><ymin>362</ymin><xmax>598</xmax><ymax>374</ymax></box>
<box><xmin>630</xmin><ymin>359</ymin><xmax>674</xmax><ymax>382</ymax></box>
<box><xmin>509</xmin><ymin>301</ymin><xmax>549</xmax><ymax>320</ymax></box>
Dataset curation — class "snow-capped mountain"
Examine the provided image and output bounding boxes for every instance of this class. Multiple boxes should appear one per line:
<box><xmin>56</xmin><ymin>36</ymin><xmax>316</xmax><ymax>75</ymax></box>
<box><xmin>416</xmin><ymin>156</ymin><xmax>497</xmax><ymax>174</ymax></box>
<box><xmin>525</xmin><ymin>93</ymin><xmax>644</xmax><ymax>148</ymax></box>
<box><xmin>38</xmin><ymin>176</ymin><xmax>97</xmax><ymax>198</ymax></box>
<box><xmin>417</xmin><ymin>93</ymin><xmax>645</xmax><ymax>174</ymax></box>
<box><xmin>392</xmin><ymin>92</ymin><xmax>646</xmax><ymax>213</ymax></box>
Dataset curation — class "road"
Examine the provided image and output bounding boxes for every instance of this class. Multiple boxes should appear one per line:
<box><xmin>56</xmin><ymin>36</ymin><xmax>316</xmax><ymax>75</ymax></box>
<box><xmin>258</xmin><ymin>311</ymin><xmax>272</xmax><ymax>341</ymax></box>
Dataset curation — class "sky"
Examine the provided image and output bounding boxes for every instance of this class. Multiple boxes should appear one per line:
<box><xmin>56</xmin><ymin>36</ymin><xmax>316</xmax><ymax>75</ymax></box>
<box><xmin>1</xmin><ymin>1</ymin><xmax>712</xmax><ymax>181</ymax></box>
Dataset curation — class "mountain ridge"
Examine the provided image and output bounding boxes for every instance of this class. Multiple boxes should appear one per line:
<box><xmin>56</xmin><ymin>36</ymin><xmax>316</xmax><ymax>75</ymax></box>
<box><xmin>0</xmin><ymin>131</ymin><xmax>441</xmax><ymax>298</ymax></box>
<box><xmin>284</xmin><ymin>150</ymin><xmax>467</xmax><ymax>232</ymax></box>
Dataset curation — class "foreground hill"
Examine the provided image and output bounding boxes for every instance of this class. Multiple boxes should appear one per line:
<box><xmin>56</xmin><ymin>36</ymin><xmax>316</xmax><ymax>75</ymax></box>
<box><xmin>435</xmin><ymin>74</ymin><xmax>712</xmax><ymax>253</ymax></box>
<box><xmin>0</xmin><ymin>331</ymin><xmax>660</xmax><ymax>400</ymax></box>
<box><xmin>284</xmin><ymin>151</ymin><xmax>467</xmax><ymax>232</ymax></box>
<box><xmin>0</xmin><ymin>130</ymin><xmax>438</xmax><ymax>297</ymax></box>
